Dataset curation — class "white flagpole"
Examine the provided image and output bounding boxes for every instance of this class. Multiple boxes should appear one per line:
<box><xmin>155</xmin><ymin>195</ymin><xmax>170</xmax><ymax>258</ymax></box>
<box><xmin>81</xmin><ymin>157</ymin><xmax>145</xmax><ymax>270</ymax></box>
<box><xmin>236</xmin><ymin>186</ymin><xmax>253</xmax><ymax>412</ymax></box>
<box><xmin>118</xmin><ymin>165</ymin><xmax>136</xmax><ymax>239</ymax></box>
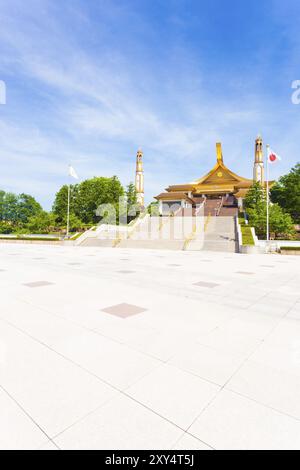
<box><xmin>266</xmin><ymin>144</ymin><xmax>270</xmax><ymax>244</ymax></box>
<box><xmin>66</xmin><ymin>183</ymin><xmax>70</xmax><ymax>238</ymax></box>
<box><xmin>66</xmin><ymin>165</ymin><xmax>79</xmax><ymax>238</ymax></box>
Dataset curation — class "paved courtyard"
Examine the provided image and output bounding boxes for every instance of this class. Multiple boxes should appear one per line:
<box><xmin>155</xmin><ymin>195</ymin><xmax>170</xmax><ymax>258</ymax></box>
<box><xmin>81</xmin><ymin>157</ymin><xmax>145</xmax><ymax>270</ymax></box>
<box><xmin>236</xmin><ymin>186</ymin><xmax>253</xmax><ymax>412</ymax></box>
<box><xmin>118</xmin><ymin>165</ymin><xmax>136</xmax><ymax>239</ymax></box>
<box><xmin>0</xmin><ymin>243</ymin><xmax>300</xmax><ymax>450</ymax></box>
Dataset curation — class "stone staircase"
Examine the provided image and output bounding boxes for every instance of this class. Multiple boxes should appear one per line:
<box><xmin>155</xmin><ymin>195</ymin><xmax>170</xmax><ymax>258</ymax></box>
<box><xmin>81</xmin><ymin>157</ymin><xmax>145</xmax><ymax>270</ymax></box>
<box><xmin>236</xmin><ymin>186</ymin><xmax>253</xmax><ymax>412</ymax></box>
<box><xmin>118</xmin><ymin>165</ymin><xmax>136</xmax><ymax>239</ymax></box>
<box><xmin>118</xmin><ymin>214</ymin><xmax>190</xmax><ymax>250</ymax></box>
<box><xmin>219</xmin><ymin>195</ymin><xmax>238</xmax><ymax>217</ymax></box>
<box><xmin>202</xmin><ymin>216</ymin><xmax>237</xmax><ymax>252</ymax></box>
<box><xmin>77</xmin><ymin>204</ymin><xmax>237</xmax><ymax>252</ymax></box>
<box><xmin>204</xmin><ymin>198</ymin><xmax>222</xmax><ymax>216</ymax></box>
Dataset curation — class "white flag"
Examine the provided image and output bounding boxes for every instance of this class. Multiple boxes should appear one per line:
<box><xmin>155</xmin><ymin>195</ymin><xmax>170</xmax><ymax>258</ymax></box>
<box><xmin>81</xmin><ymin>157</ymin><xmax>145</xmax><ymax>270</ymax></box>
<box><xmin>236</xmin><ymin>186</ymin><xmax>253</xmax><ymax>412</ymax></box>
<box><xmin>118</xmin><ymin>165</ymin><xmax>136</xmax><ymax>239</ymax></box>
<box><xmin>68</xmin><ymin>165</ymin><xmax>79</xmax><ymax>179</ymax></box>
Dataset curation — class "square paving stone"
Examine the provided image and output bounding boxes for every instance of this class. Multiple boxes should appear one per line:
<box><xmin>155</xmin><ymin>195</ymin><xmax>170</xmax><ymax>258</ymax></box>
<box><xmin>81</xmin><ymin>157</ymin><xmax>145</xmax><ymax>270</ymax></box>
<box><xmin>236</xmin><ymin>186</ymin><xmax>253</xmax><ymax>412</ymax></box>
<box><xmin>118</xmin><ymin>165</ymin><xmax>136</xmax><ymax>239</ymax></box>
<box><xmin>23</xmin><ymin>281</ymin><xmax>55</xmax><ymax>288</ymax></box>
<box><xmin>117</xmin><ymin>270</ymin><xmax>136</xmax><ymax>274</ymax></box>
<box><xmin>101</xmin><ymin>303</ymin><xmax>147</xmax><ymax>319</ymax></box>
<box><xmin>236</xmin><ymin>271</ymin><xmax>255</xmax><ymax>275</ymax></box>
<box><xmin>194</xmin><ymin>281</ymin><xmax>220</xmax><ymax>288</ymax></box>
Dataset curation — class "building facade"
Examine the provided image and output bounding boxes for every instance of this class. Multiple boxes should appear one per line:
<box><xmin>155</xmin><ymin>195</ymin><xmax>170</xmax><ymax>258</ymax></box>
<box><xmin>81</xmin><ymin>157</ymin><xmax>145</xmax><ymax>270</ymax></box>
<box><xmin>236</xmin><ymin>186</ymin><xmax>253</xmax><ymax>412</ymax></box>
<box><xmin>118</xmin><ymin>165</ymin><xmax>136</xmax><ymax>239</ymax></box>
<box><xmin>155</xmin><ymin>137</ymin><xmax>267</xmax><ymax>215</ymax></box>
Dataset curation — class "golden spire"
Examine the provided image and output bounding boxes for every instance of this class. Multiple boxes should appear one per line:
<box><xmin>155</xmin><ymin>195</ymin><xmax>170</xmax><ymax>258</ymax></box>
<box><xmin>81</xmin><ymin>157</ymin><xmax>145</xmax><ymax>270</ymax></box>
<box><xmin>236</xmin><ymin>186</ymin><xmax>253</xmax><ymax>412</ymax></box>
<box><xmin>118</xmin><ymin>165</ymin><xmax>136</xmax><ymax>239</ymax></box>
<box><xmin>216</xmin><ymin>142</ymin><xmax>223</xmax><ymax>164</ymax></box>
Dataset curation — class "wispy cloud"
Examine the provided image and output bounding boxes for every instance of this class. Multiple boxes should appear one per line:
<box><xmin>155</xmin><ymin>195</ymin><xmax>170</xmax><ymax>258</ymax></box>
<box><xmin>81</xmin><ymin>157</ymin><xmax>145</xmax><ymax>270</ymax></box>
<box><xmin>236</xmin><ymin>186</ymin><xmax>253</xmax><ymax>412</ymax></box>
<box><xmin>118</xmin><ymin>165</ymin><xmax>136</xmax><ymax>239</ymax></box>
<box><xmin>0</xmin><ymin>0</ymin><xmax>299</xmax><ymax>209</ymax></box>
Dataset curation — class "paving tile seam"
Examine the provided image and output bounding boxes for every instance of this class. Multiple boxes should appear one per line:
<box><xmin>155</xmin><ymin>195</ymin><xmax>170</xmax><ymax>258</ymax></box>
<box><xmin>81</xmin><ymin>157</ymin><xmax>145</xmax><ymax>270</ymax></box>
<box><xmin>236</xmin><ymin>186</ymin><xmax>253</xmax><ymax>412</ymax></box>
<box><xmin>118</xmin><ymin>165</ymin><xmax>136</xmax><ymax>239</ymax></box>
<box><xmin>0</xmin><ymin>383</ymin><xmax>52</xmax><ymax>445</ymax></box>
<box><xmin>172</xmin><ymin>430</ymin><xmax>215</xmax><ymax>451</ymax></box>
<box><xmin>224</xmin><ymin>387</ymin><xmax>300</xmax><ymax>424</ymax></box>
<box><xmin>10</xmin><ymin>296</ymin><xmax>131</xmax><ymax>348</ymax></box>
<box><xmin>3</xmin><ymin>297</ymin><xmax>176</xmax><ymax>366</ymax></box>
<box><xmin>49</xmin><ymin>365</ymin><xmax>215</xmax><ymax>450</ymax></box>
<box><xmin>5</xmin><ymin>262</ymin><xmax>297</xmax><ymax>308</ymax></box>
<box><xmin>182</xmin><ymin>334</ymin><xmax>268</xmax><ymax>437</ymax></box>
<box><xmin>181</xmin><ymin>294</ymin><xmax>300</xmax><ymax>431</ymax></box>
<box><xmin>0</xmin><ymin>316</ymin><xmax>219</xmax><ymax>448</ymax></box>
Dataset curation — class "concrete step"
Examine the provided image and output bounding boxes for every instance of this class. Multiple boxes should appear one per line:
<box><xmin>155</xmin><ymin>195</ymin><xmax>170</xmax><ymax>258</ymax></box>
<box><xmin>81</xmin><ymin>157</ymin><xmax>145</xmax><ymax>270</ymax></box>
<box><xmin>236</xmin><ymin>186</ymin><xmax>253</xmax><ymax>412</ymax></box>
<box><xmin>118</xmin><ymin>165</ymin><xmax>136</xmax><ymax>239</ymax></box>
<box><xmin>118</xmin><ymin>239</ymin><xmax>185</xmax><ymax>250</ymax></box>
<box><xmin>82</xmin><ymin>239</ymin><xmax>115</xmax><ymax>247</ymax></box>
<box><xmin>185</xmin><ymin>240</ymin><xmax>205</xmax><ymax>251</ymax></box>
<box><xmin>202</xmin><ymin>215</ymin><xmax>237</xmax><ymax>252</ymax></box>
<box><xmin>202</xmin><ymin>240</ymin><xmax>237</xmax><ymax>252</ymax></box>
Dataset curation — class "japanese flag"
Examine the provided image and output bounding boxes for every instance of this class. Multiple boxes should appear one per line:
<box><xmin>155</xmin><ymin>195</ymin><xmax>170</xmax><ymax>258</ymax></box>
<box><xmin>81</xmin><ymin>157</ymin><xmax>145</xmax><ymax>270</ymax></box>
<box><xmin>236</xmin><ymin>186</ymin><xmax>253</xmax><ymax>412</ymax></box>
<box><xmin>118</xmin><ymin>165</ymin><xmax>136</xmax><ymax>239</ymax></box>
<box><xmin>267</xmin><ymin>148</ymin><xmax>281</xmax><ymax>164</ymax></box>
<box><xmin>68</xmin><ymin>165</ymin><xmax>79</xmax><ymax>179</ymax></box>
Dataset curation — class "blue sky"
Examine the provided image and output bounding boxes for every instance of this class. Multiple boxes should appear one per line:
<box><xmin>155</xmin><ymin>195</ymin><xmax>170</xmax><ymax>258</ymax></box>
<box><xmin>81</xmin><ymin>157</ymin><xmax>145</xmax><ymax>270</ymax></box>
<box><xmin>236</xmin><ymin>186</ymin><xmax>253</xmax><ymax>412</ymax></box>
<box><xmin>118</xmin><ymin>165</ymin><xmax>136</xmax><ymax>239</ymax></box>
<box><xmin>0</xmin><ymin>0</ymin><xmax>300</xmax><ymax>209</ymax></box>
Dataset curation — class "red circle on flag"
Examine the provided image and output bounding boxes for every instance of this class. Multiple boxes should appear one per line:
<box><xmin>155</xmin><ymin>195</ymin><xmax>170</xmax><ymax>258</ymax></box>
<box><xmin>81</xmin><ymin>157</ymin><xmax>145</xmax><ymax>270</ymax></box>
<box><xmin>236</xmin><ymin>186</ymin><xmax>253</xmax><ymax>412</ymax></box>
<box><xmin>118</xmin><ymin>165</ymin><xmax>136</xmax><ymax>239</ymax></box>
<box><xmin>269</xmin><ymin>153</ymin><xmax>276</xmax><ymax>162</ymax></box>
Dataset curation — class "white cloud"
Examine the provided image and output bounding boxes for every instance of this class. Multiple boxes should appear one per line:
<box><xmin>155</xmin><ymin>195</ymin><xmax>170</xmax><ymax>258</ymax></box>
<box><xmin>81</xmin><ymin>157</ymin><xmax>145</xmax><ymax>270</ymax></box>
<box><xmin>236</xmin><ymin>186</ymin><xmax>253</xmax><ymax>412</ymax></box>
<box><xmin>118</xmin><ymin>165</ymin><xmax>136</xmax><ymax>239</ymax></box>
<box><xmin>0</xmin><ymin>0</ymin><xmax>299</xmax><ymax>210</ymax></box>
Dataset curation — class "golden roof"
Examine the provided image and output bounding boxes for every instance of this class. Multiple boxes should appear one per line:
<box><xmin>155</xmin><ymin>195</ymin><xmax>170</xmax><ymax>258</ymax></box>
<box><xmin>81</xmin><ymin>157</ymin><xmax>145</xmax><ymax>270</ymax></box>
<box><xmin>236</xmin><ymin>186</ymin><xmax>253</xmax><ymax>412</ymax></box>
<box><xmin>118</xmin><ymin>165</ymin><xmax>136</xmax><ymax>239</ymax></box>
<box><xmin>155</xmin><ymin>191</ymin><xmax>193</xmax><ymax>202</ymax></box>
<box><xmin>165</xmin><ymin>143</ymin><xmax>252</xmax><ymax>194</ymax></box>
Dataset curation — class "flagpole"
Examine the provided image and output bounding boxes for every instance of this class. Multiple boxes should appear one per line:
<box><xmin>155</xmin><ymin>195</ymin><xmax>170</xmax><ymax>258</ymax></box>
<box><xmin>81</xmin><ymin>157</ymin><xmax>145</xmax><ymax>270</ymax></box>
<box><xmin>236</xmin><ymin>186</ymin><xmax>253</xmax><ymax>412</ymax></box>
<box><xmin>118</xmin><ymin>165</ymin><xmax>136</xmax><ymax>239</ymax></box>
<box><xmin>66</xmin><ymin>165</ymin><xmax>79</xmax><ymax>238</ymax></box>
<box><xmin>66</xmin><ymin>183</ymin><xmax>70</xmax><ymax>239</ymax></box>
<box><xmin>266</xmin><ymin>144</ymin><xmax>270</xmax><ymax>245</ymax></box>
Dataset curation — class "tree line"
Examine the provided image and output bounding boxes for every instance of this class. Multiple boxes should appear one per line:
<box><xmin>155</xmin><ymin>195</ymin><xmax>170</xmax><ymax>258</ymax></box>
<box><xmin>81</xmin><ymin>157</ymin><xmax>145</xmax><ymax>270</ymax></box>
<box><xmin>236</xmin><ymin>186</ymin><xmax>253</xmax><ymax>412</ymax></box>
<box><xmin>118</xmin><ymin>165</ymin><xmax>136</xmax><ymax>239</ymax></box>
<box><xmin>243</xmin><ymin>163</ymin><xmax>300</xmax><ymax>239</ymax></box>
<box><xmin>0</xmin><ymin>163</ymin><xmax>299</xmax><ymax>237</ymax></box>
<box><xmin>0</xmin><ymin>176</ymin><xmax>137</xmax><ymax>234</ymax></box>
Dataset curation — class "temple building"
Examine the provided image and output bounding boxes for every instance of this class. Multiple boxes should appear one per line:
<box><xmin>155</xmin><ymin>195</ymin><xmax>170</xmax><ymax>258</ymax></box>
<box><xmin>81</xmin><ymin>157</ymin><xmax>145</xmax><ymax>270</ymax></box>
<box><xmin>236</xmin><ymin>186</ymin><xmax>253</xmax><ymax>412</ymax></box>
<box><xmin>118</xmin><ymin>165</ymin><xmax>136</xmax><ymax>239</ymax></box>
<box><xmin>155</xmin><ymin>136</ymin><xmax>266</xmax><ymax>215</ymax></box>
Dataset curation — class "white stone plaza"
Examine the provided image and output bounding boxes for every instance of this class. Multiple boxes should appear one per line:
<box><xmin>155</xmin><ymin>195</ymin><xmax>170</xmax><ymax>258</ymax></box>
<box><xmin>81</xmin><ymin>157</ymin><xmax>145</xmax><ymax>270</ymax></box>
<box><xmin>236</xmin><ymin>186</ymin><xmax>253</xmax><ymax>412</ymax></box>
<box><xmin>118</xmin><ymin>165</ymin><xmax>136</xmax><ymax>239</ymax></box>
<box><xmin>0</xmin><ymin>243</ymin><xmax>300</xmax><ymax>450</ymax></box>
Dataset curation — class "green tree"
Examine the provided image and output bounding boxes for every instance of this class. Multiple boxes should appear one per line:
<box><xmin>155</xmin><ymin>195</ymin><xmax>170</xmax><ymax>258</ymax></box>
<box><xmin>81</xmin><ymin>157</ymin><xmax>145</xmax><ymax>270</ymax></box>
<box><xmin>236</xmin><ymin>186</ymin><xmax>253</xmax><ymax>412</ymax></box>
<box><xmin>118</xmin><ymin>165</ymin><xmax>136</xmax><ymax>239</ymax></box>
<box><xmin>52</xmin><ymin>184</ymin><xmax>79</xmax><ymax>223</ymax></box>
<box><xmin>0</xmin><ymin>190</ymin><xmax>43</xmax><ymax>227</ymax></box>
<box><xmin>26</xmin><ymin>211</ymin><xmax>56</xmax><ymax>234</ymax></box>
<box><xmin>52</xmin><ymin>177</ymin><xmax>124</xmax><ymax>226</ymax></box>
<box><xmin>1</xmin><ymin>192</ymin><xmax>19</xmax><ymax>223</ymax></box>
<box><xmin>126</xmin><ymin>182</ymin><xmax>137</xmax><ymax>206</ymax></box>
<box><xmin>0</xmin><ymin>221</ymin><xmax>14</xmax><ymax>234</ymax></box>
<box><xmin>16</xmin><ymin>193</ymin><xmax>42</xmax><ymax>224</ymax></box>
<box><xmin>0</xmin><ymin>190</ymin><xmax>5</xmax><ymax>220</ymax></box>
<box><xmin>244</xmin><ymin>182</ymin><xmax>295</xmax><ymax>239</ymax></box>
<box><xmin>67</xmin><ymin>214</ymin><xmax>83</xmax><ymax>232</ymax></box>
<box><xmin>125</xmin><ymin>182</ymin><xmax>142</xmax><ymax>223</ymax></box>
<box><xmin>244</xmin><ymin>182</ymin><xmax>266</xmax><ymax>210</ymax></box>
<box><xmin>247</xmin><ymin>203</ymin><xmax>295</xmax><ymax>239</ymax></box>
<box><xmin>74</xmin><ymin>176</ymin><xmax>124</xmax><ymax>224</ymax></box>
<box><xmin>270</xmin><ymin>163</ymin><xmax>300</xmax><ymax>223</ymax></box>
<box><xmin>147</xmin><ymin>201</ymin><xmax>160</xmax><ymax>216</ymax></box>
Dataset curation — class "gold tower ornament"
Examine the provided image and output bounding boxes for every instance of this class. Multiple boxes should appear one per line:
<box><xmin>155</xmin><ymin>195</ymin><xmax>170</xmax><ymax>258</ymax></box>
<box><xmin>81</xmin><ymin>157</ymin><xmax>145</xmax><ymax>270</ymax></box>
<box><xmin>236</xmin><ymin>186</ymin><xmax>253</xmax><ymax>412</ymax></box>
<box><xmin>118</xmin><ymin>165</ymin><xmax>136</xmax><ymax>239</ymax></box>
<box><xmin>135</xmin><ymin>148</ymin><xmax>144</xmax><ymax>206</ymax></box>
<box><xmin>253</xmin><ymin>135</ymin><xmax>264</xmax><ymax>184</ymax></box>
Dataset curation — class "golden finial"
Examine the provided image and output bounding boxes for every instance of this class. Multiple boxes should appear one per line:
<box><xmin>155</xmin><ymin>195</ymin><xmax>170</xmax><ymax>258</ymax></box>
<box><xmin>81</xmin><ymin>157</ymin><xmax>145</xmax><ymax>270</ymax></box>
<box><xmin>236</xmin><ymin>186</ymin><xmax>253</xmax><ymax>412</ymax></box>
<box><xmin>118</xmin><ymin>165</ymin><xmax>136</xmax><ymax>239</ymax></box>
<box><xmin>216</xmin><ymin>142</ymin><xmax>223</xmax><ymax>163</ymax></box>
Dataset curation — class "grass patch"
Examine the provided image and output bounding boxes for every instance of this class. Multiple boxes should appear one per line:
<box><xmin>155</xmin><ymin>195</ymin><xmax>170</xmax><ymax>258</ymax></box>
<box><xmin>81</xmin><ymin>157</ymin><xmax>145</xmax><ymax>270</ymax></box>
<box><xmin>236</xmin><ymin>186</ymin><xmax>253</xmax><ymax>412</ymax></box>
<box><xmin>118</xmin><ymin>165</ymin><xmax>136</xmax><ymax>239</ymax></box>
<box><xmin>240</xmin><ymin>225</ymin><xmax>255</xmax><ymax>246</ymax></box>
<box><xmin>0</xmin><ymin>235</ymin><xmax>60</xmax><ymax>241</ymax></box>
<box><xmin>238</xmin><ymin>212</ymin><xmax>255</xmax><ymax>245</ymax></box>
<box><xmin>280</xmin><ymin>246</ymin><xmax>300</xmax><ymax>251</ymax></box>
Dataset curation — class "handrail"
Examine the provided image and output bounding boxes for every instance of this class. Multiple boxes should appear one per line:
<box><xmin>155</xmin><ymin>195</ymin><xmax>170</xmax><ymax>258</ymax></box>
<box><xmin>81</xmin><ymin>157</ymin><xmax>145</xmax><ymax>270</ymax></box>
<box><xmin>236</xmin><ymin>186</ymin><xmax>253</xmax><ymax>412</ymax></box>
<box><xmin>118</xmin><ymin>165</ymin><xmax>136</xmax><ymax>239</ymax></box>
<box><xmin>75</xmin><ymin>212</ymin><xmax>148</xmax><ymax>246</ymax></box>
<box><xmin>183</xmin><ymin>200</ymin><xmax>206</xmax><ymax>250</ymax></box>
<box><xmin>204</xmin><ymin>214</ymin><xmax>211</xmax><ymax>232</ymax></box>
<box><xmin>216</xmin><ymin>197</ymin><xmax>224</xmax><ymax>216</ymax></box>
<box><xmin>127</xmin><ymin>213</ymin><xmax>150</xmax><ymax>239</ymax></box>
<box><xmin>183</xmin><ymin>223</ymin><xmax>197</xmax><ymax>250</ymax></box>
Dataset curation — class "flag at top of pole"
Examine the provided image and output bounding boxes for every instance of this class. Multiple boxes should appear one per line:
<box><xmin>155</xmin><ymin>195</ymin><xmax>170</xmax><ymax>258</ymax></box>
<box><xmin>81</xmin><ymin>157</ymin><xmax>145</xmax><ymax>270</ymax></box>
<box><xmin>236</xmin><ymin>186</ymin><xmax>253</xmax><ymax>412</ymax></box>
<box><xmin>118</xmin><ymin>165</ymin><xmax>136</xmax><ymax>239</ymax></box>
<box><xmin>267</xmin><ymin>147</ymin><xmax>281</xmax><ymax>163</ymax></box>
<box><xmin>68</xmin><ymin>165</ymin><xmax>79</xmax><ymax>179</ymax></box>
